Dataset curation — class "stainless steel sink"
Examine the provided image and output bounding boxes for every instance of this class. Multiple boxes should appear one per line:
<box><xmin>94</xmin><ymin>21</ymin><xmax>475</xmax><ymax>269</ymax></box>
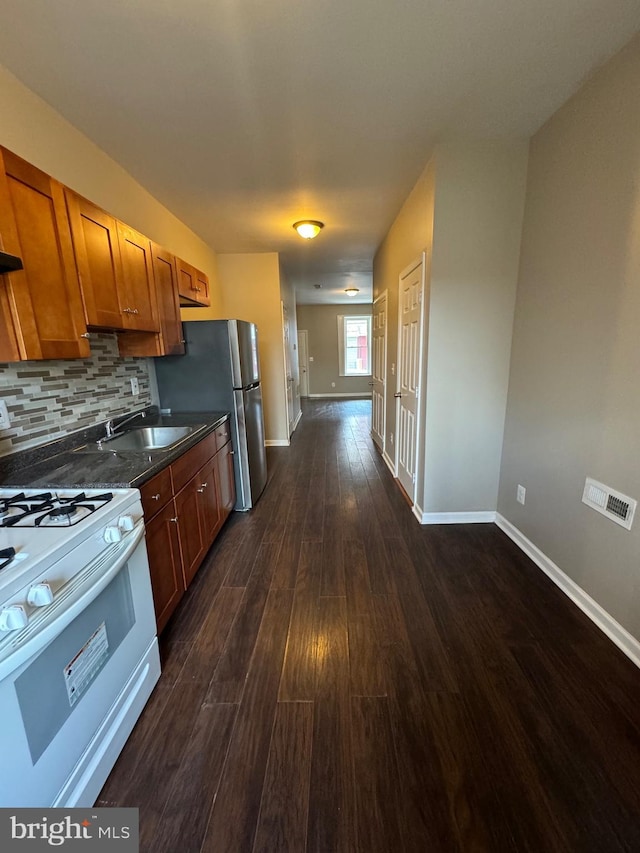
<box><xmin>78</xmin><ymin>425</ymin><xmax>197</xmax><ymax>452</ymax></box>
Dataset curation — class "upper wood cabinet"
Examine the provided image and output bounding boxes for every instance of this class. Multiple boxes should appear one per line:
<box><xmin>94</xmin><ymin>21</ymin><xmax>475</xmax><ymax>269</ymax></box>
<box><xmin>0</xmin><ymin>147</ymin><xmax>212</xmax><ymax>361</ymax></box>
<box><xmin>0</xmin><ymin>148</ymin><xmax>90</xmax><ymax>360</ymax></box>
<box><xmin>118</xmin><ymin>243</ymin><xmax>185</xmax><ymax>358</ymax></box>
<box><xmin>66</xmin><ymin>192</ymin><xmax>159</xmax><ymax>333</ymax></box>
<box><xmin>176</xmin><ymin>257</ymin><xmax>210</xmax><ymax>307</ymax></box>
<box><xmin>152</xmin><ymin>245</ymin><xmax>185</xmax><ymax>355</ymax></box>
<box><xmin>65</xmin><ymin>192</ymin><xmax>125</xmax><ymax>329</ymax></box>
<box><xmin>116</xmin><ymin>223</ymin><xmax>158</xmax><ymax>332</ymax></box>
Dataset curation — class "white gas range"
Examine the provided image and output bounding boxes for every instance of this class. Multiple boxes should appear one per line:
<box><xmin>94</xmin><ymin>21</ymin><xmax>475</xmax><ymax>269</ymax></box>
<box><xmin>0</xmin><ymin>486</ymin><xmax>160</xmax><ymax>807</ymax></box>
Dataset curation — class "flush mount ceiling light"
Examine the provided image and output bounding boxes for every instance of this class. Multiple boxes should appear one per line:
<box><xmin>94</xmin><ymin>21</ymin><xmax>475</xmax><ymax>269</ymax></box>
<box><xmin>344</xmin><ymin>288</ymin><xmax>360</xmax><ymax>296</ymax></box>
<box><xmin>293</xmin><ymin>220</ymin><xmax>324</xmax><ymax>239</ymax></box>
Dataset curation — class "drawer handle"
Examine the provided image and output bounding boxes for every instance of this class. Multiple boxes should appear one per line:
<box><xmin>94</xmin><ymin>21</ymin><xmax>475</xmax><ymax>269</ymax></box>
<box><xmin>151</xmin><ymin>493</ymin><xmax>161</xmax><ymax>500</ymax></box>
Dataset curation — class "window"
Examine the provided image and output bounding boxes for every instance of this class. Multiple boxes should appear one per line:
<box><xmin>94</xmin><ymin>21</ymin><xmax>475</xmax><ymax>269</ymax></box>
<box><xmin>338</xmin><ymin>314</ymin><xmax>371</xmax><ymax>376</ymax></box>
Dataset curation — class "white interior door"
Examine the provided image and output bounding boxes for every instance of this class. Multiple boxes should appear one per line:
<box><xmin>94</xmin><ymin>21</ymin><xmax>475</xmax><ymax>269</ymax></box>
<box><xmin>371</xmin><ymin>291</ymin><xmax>387</xmax><ymax>450</ymax></box>
<box><xmin>297</xmin><ymin>329</ymin><xmax>309</xmax><ymax>397</ymax></box>
<box><xmin>396</xmin><ymin>256</ymin><xmax>424</xmax><ymax>502</ymax></box>
<box><xmin>281</xmin><ymin>302</ymin><xmax>295</xmax><ymax>436</ymax></box>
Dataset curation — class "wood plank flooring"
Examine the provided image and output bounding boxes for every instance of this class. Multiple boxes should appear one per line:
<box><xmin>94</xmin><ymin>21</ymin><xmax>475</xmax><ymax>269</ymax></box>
<box><xmin>98</xmin><ymin>399</ymin><xmax>640</xmax><ymax>852</ymax></box>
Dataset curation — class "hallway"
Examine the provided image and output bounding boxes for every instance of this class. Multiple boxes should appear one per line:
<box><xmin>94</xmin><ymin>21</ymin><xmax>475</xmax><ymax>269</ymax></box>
<box><xmin>99</xmin><ymin>399</ymin><xmax>640</xmax><ymax>852</ymax></box>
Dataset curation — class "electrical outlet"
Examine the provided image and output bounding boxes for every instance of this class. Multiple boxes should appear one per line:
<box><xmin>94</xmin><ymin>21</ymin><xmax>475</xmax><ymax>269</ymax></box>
<box><xmin>331</xmin><ymin>381</ymin><xmax>336</xmax><ymax>388</ymax></box>
<box><xmin>390</xmin><ymin>432</ymin><xmax>394</xmax><ymax>444</ymax></box>
<box><xmin>391</xmin><ymin>363</ymin><xmax>395</xmax><ymax>376</ymax></box>
<box><xmin>0</xmin><ymin>399</ymin><xmax>10</xmax><ymax>429</ymax></box>
<box><xmin>130</xmin><ymin>377</ymin><xmax>140</xmax><ymax>396</ymax></box>
<box><xmin>517</xmin><ymin>484</ymin><xmax>526</xmax><ymax>505</ymax></box>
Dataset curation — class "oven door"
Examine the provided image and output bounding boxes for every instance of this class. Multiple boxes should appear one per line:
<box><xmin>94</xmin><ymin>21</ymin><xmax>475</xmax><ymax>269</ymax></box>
<box><xmin>0</xmin><ymin>523</ymin><xmax>160</xmax><ymax>807</ymax></box>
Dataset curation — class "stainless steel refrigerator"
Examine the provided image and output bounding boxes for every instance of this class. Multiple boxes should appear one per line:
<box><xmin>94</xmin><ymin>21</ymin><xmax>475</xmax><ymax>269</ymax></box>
<box><xmin>154</xmin><ymin>319</ymin><xmax>267</xmax><ymax>510</ymax></box>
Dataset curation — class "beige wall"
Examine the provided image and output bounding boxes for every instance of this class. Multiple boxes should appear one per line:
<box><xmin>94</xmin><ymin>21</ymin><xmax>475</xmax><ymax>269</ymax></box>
<box><xmin>296</xmin><ymin>304</ymin><xmax>373</xmax><ymax>397</ymax></box>
<box><xmin>0</xmin><ymin>64</ymin><xmax>220</xmax><ymax>317</ymax></box>
<box><xmin>373</xmin><ymin>143</ymin><xmax>528</xmax><ymax>516</ymax></box>
<box><xmin>424</xmin><ymin>141</ymin><xmax>529</xmax><ymax>513</ymax></box>
<box><xmin>216</xmin><ymin>253</ymin><xmax>289</xmax><ymax>444</ymax></box>
<box><xmin>498</xmin><ymin>35</ymin><xmax>640</xmax><ymax>639</ymax></box>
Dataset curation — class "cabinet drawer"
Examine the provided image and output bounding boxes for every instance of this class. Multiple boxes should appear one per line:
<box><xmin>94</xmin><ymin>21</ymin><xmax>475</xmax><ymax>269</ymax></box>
<box><xmin>214</xmin><ymin>419</ymin><xmax>230</xmax><ymax>451</ymax></box>
<box><xmin>140</xmin><ymin>466</ymin><xmax>173</xmax><ymax>520</ymax></box>
<box><xmin>171</xmin><ymin>431</ymin><xmax>217</xmax><ymax>494</ymax></box>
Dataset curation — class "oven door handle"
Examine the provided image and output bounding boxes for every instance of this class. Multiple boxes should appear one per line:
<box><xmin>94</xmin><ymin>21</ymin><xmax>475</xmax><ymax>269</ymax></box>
<box><xmin>0</xmin><ymin>523</ymin><xmax>146</xmax><ymax>682</ymax></box>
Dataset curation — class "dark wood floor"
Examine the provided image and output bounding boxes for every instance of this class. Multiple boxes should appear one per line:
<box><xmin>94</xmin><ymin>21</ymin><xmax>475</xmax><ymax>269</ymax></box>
<box><xmin>99</xmin><ymin>399</ymin><xmax>640</xmax><ymax>852</ymax></box>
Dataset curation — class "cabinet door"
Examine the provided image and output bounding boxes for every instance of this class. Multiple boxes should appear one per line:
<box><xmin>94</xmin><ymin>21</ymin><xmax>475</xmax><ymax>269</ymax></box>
<box><xmin>0</xmin><ymin>148</ymin><xmax>90</xmax><ymax>360</ymax></box>
<box><xmin>174</xmin><ymin>472</ymin><xmax>206</xmax><ymax>588</ymax></box>
<box><xmin>176</xmin><ymin>257</ymin><xmax>210</xmax><ymax>307</ymax></box>
<box><xmin>152</xmin><ymin>245</ymin><xmax>184</xmax><ymax>354</ymax></box>
<box><xmin>145</xmin><ymin>500</ymin><xmax>185</xmax><ymax>634</ymax></box>
<box><xmin>194</xmin><ymin>268</ymin><xmax>211</xmax><ymax>307</ymax></box>
<box><xmin>176</xmin><ymin>257</ymin><xmax>197</xmax><ymax>303</ymax></box>
<box><xmin>216</xmin><ymin>441</ymin><xmax>236</xmax><ymax>523</ymax></box>
<box><xmin>66</xmin><ymin>191</ymin><xmax>125</xmax><ymax>329</ymax></box>
<box><xmin>117</xmin><ymin>223</ymin><xmax>158</xmax><ymax>332</ymax></box>
<box><xmin>197</xmin><ymin>456</ymin><xmax>221</xmax><ymax>545</ymax></box>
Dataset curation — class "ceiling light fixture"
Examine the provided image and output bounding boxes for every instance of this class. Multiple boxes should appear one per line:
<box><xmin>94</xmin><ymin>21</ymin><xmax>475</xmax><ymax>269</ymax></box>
<box><xmin>293</xmin><ymin>220</ymin><xmax>324</xmax><ymax>239</ymax></box>
<box><xmin>344</xmin><ymin>288</ymin><xmax>360</xmax><ymax>296</ymax></box>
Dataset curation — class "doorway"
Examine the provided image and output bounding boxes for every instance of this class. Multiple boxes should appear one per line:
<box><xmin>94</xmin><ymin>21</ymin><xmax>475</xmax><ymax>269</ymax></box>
<box><xmin>371</xmin><ymin>291</ymin><xmax>387</xmax><ymax>451</ymax></box>
<box><xmin>395</xmin><ymin>255</ymin><xmax>425</xmax><ymax>504</ymax></box>
<box><xmin>297</xmin><ymin>329</ymin><xmax>309</xmax><ymax>397</ymax></box>
<box><xmin>282</xmin><ymin>302</ymin><xmax>295</xmax><ymax>437</ymax></box>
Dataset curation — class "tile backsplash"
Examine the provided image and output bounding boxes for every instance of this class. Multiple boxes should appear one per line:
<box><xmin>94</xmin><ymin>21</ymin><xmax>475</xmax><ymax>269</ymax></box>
<box><xmin>0</xmin><ymin>333</ymin><xmax>153</xmax><ymax>456</ymax></box>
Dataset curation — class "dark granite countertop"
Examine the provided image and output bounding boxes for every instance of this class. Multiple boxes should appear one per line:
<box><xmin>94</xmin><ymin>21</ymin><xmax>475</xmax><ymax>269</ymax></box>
<box><xmin>0</xmin><ymin>408</ymin><xmax>230</xmax><ymax>490</ymax></box>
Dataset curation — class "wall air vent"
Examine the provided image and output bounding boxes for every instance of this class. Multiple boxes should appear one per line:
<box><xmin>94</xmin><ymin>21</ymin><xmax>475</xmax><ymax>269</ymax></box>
<box><xmin>582</xmin><ymin>477</ymin><xmax>636</xmax><ymax>530</ymax></box>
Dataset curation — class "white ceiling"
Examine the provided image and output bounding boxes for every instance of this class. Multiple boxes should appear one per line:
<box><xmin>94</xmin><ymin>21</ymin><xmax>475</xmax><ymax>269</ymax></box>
<box><xmin>0</xmin><ymin>1</ymin><xmax>638</xmax><ymax>305</ymax></box>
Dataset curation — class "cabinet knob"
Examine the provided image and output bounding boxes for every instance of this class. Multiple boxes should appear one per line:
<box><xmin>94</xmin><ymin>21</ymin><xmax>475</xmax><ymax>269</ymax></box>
<box><xmin>169</xmin><ymin>517</ymin><xmax>178</xmax><ymax>523</ymax></box>
<box><xmin>133</xmin><ymin>308</ymin><xmax>139</xmax><ymax>314</ymax></box>
<box><xmin>80</xmin><ymin>332</ymin><xmax>91</xmax><ymax>339</ymax></box>
<box><xmin>201</xmin><ymin>482</ymin><xmax>208</xmax><ymax>489</ymax></box>
<box><xmin>151</xmin><ymin>493</ymin><xmax>161</xmax><ymax>500</ymax></box>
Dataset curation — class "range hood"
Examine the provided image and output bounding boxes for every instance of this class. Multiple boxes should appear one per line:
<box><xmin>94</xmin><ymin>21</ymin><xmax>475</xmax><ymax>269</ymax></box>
<box><xmin>0</xmin><ymin>251</ymin><xmax>23</xmax><ymax>274</ymax></box>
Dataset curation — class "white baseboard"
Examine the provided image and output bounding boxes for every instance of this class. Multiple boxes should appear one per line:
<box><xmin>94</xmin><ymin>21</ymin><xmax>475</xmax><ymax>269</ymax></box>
<box><xmin>292</xmin><ymin>409</ymin><xmax>302</xmax><ymax>431</ymax></box>
<box><xmin>495</xmin><ymin>513</ymin><xmax>640</xmax><ymax>669</ymax></box>
<box><xmin>265</xmin><ymin>439</ymin><xmax>289</xmax><ymax>447</ymax></box>
<box><xmin>382</xmin><ymin>450</ymin><xmax>396</xmax><ymax>476</ymax></box>
<box><xmin>307</xmin><ymin>393</ymin><xmax>372</xmax><ymax>398</ymax></box>
<box><xmin>417</xmin><ymin>510</ymin><xmax>497</xmax><ymax>525</ymax></box>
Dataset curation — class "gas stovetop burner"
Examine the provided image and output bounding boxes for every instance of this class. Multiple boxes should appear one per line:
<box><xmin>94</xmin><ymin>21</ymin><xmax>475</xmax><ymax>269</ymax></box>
<box><xmin>0</xmin><ymin>491</ymin><xmax>114</xmax><ymax>529</ymax></box>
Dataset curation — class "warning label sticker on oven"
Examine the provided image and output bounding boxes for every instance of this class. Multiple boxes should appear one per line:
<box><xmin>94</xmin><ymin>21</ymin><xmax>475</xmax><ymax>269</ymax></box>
<box><xmin>64</xmin><ymin>622</ymin><xmax>109</xmax><ymax>707</ymax></box>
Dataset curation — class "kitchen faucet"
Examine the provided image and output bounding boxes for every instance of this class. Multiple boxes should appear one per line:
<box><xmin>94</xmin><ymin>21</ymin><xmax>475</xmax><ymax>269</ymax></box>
<box><xmin>105</xmin><ymin>409</ymin><xmax>147</xmax><ymax>438</ymax></box>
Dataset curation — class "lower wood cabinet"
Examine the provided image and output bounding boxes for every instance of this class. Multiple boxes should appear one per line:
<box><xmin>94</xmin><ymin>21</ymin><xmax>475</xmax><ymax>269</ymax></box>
<box><xmin>174</xmin><ymin>468</ymin><xmax>207</xmax><ymax>588</ymax></box>
<box><xmin>144</xmin><ymin>501</ymin><xmax>184</xmax><ymax>634</ymax></box>
<box><xmin>140</xmin><ymin>426</ymin><xmax>236</xmax><ymax>632</ymax></box>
